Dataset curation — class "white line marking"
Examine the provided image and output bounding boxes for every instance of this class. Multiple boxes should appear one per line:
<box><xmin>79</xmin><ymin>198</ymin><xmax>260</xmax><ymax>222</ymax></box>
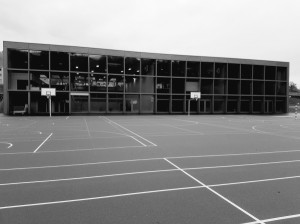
<box><xmin>242</xmin><ymin>213</ymin><xmax>300</xmax><ymax>223</ymax></box>
<box><xmin>84</xmin><ymin>118</ymin><xmax>91</xmax><ymax>138</ymax></box>
<box><xmin>2</xmin><ymin>148</ymin><xmax>300</xmax><ymax>168</ymax></box>
<box><xmin>0</xmin><ymin>145</ymin><xmax>147</xmax><ymax>155</ymax></box>
<box><xmin>0</xmin><ymin>168</ymin><xmax>178</xmax><ymax>186</ymax></box>
<box><xmin>66</xmin><ymin>116</ymin><xmax>69</xmax><ymax>119</ymax></box>
<box><xmin>163</xmin><ymin>158</ymin><xmax>265</xmax><ymax>224</ymax></box>
<box><xmin>0</xmin><ymin>186</ymin><xmax>204</xmax><ymax>210</ymax></box>
<box><xmin>0</xmin><ymin>142</ymin><xmax>13</xmax><ymax>149</ymax></box>
<box><xmin>33</xmin><ymin>133</ymin><xmax>53</xmax><ymax>153</ymax></box>
<box><xmin>103</xmin><ymin>117</ymin><xmax>157</xmax><ymax>146</ymax></box>
<box><xmin>128</xmin><ymin>135</ymin><xmax>147</xmax><ymax>147</ymax></box>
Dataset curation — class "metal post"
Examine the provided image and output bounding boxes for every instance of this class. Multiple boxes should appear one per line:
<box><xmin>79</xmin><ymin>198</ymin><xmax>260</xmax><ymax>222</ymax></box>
<box><xmin>49</xmin><ymin>96</ymin><xmax>52</xmax><ymax>117</ymax></box>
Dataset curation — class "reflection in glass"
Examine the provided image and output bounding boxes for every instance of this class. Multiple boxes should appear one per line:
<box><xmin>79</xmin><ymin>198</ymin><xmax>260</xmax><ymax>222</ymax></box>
<box><xmin>30</xmin><ymin>50</ymin><xmax>49</xmax><ymax>70</ymax></box>
<box><xmin>125</xmin><ymin>76</ymin><xmax>140</xmax><ymax>92</ymax></box>
<box><xmin>141</xmin><ymin>59</ymin><xmax>156</xmax><ymax>76</ymax></box>
<box><xmin>125</xmin><ymin>95</ymin><xmax>139</xmax><ymax>113</ymax></box>
<box><xmin>141</xmin><ymin>76</ymin><xmax>154</xmax><ymax>93</ymax></box>
<box><xmin>8</xmin><ymin>70</ymin><xmax>28</xmax><ymax>90</ymax></box>
<box><xmin>50</xmin><ymin>72</ymin><xmax>69</xmax><ymax>91</ymax></box>
<box><xmin>30</xmin><ymin>71</ymin><xmax>50</xmax><ymax>90</ymax></box>
<box><xmin>108</xmin><ymin>75</ymin><xmax>124</xmax><ymax>92</ymax></box>
<box><xmin>141</xmin><ymin>95</ymin><xmax>154</xmax><ymax>113</ymax></box>
<box><xmin>89</xmin><ymin>55</ymin><xmax>107</xmax><ymax>73</ymax></box>
<box><xmin>30</xmin><ymin>92</ymin><xmax>48</xmax><ymax>114</ymax></box>
<box><xmin>9</xmin><ymin>92</ymin><xmax>28</xmax><ymax>114</ymax></box>
<box><xmin>90</xmin><ymin>74</ymin><xmax>106</xmax><ymax>92</ymax></box>
<box><xmin>125</xmin><ymin>58</ymin><xmax>140</xmax><ymax>75</ymax></box>
<box><xmin>156</xmin><ymin>78</ymin><xmax>170</xmax><ymax>93</ymax></box>
<box><xmin>108</xmin><ymin>56</ymin><xmax>124</xmax><ymax>74</ymax></box>
<box><xmin>71</xmin><ymin>53</ymin><xmax>88</xmax><ymax>72</ymax></box>
<box><xmin>51</xmin><ymin>52</ymin><xmax>69</xmax><ymax>71</ymax></box>
<box><xmin>157</xmin><ymin>95</ymin><xmax>170</xmax><ymax>112</ymax></box>
<box><xmin>265</xmin><ymin>66</ymin><xmax>276</xmax><ymax>80</ymax></box>
<box><xmin>277</xmin><ymin>67</ymin><xmax>287</xmax><ymax>81</ymax></box>
<box><xmin>157</xmin><ymin>60</ymin><xmax>171</xmax><ymax>76</ymax></box>
<box><xmin>8</xmin><ymin>49</ymin><xmax>28</xmax><ymax>69</ymax></box>
<box><xmin>70</xmin><ymin>73</ymin><xmax>89</xmax><ymax>91</ymax></box>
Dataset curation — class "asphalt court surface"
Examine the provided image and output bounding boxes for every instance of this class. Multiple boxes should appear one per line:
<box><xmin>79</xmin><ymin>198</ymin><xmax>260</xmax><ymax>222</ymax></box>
<box><xmin>0</xmin><ymin>114</ymin><xmax>300</xmax><ymax>223</ymax></box>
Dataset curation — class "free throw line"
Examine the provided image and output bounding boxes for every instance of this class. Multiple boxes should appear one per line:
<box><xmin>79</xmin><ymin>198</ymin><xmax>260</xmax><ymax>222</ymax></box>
<box><xmin>33</xmin><ymin>133</ymin><xmax>53</xmax><ymax>153</ymax></box>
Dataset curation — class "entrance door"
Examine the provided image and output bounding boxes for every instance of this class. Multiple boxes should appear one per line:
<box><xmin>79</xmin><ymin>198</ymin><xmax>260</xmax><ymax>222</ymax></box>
<box><xmin>200</xmin><ymin>100</ymin><xmax>211</xmax><ymax>113</ymax></box>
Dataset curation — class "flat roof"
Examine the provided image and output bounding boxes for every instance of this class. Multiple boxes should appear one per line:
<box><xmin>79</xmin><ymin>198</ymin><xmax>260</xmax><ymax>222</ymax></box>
<box><xmin>3</xmin><ymin>41</ymin><xmax>289</xmax><ymax>67</ymax></box>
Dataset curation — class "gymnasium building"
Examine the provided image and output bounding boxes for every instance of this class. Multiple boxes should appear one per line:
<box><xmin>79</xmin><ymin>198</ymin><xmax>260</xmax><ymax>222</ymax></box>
<box><xmin>2</xmin><ymin>41</ymin><xmax>289</xmax><ymax>115</ymax></box>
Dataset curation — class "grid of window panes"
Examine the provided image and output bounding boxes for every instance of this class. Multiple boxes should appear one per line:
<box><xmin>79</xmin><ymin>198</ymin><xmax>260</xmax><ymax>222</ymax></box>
<box><xmin>6</xmin><ymin>47</ymin><xmax>288</xmax><ymax>114</ymax></box>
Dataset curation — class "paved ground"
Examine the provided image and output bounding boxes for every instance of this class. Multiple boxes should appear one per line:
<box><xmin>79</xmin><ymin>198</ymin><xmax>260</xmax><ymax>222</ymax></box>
<box><xmin>0</xmin><ymin>114</ymin><xmax>300</xmax><ymax>224</ymax></box>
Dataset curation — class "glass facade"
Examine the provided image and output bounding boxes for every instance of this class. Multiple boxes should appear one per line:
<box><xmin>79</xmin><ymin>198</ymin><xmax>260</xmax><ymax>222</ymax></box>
<box><xmin>4</xmin><ymin>42</ymin><xmax>289</xmax><ymax>115</ymax></box>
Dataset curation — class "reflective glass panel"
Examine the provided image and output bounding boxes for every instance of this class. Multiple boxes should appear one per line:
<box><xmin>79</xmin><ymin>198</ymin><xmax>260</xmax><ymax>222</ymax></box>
<box><xmin>30</xmin><ymin>50</ymin><xmax>49</xmax><ymax>70</ymax></box>
<box><xmin>125</xmin><ymin>57</ymin><xmax>140</xmax><ymax>75</ymax></box>
<box><xmin>8</xmin><ymin>49</ymin><xmax>28</xmax><ymax>69</ymax></box>
<box><xmin>70</xmin><ymin>53</ymin><xmax>88</xmax><ymax>72</ymax></box>
<box><xmin>89</xmin><ymin>55</ymin><xmax>107</xmax><ymax>73</ymax></box>
<box><xmin>108</xmin><ymin>56</ymin><xmax>124</xmax><ymax>74</ymax></box>
<box><xmin>70</xmin><ymin>73</ymin><xmax>89</xmax><ymax>91</ymax></box>
<box><xmin>50</xmin><ymin>72</ymin><xmax>69</xmax><ymax>91</ymax></box>
<box><xmin>51</xmin><ymin>51</ymin><xmax>69</xmax><ymax>71</ymax></box>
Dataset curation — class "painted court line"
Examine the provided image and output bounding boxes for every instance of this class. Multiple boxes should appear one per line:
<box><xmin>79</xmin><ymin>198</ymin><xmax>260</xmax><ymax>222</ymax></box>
<box><xmin>1</xmin><ymin>174</ymin><xmax>300</xmax><ymax>210</ymax></box>
<box><xmin>2</xmin><ymin>162</ymin><xmax>300</xmax><ymax>187</ymax></box>
<box><xmin>103</xmin><ymin>116</ymin><xmax>157</xmax><ymax>147</ymax></box>
<box><xmin>0</xmin><ymin>186</ymin><xmax>204</xmax><ymax>210</ymax></box>
<box><xmin>33</xmin><ymin>133</ymin><xmax>53</xmax><ymax>153</ymax></box>
<box><xmin>84</xmin><ymin>118</ymin><xmax>91</xmax><ymax>138</ymax></box>
<box><xmin>2</xmin><ymin>148</ymin><xmax>300</xmax><ymax>168</ymax></box>
<box><xmin>163</xmin><ymin>158</ymin><xmax>265</xmax><ymax>224</ymax></box>
<box><xmin>0</xmin><ymin>142</ymin><xmax>13</xmax><ymax>149</ymax></box>
<box><xmin>242</xmin><ymin>213</ymin><xmax>300</xmax><ymax>223</ymax></box>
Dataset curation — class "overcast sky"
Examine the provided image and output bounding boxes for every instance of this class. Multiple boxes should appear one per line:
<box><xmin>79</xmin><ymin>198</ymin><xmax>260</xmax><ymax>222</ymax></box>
<box><xmin>0</xmin><ymin>0</ymin><xmax>299</xmax><ymax>85</ymax></box>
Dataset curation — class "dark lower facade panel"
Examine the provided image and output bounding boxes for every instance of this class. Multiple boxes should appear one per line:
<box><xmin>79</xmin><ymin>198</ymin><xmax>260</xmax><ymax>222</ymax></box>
<box><xmin>2</xmin><ymin>41</ymin><xmax>289</xmax><ymax>115</ymax></box>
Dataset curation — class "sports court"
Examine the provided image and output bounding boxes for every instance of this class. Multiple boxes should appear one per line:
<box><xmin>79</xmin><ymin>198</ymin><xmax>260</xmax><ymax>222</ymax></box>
<box><xmin>0</xmin><ymin>114</ymin><xmax>300</xmax><ymax>224</ymax></box>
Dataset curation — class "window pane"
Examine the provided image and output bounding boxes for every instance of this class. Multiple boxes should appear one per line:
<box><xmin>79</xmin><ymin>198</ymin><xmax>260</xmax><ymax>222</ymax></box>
<box><xmin>172</xmin><ymin>61</ymin><xmax>185</xmax><ymax>77</ymax></box>
<box><xmin>187</xmin><ymin>61</ymin><xmax>200</xmax><ymax>77</ymax></box>
<box><xmin>277</xmin><ymin>67</ymin><xmax>287</xmax><ymax>81</ymax></box>
<box><xmin>228</xmin><ymin>64</ymin><xmax>240</xmax><ymax>79</ymax></box>
<box><xmin>30</xmin><ymin>50</ymin><xmax>49</xmax><ymax>70</ymax></box>
<box><xmin>125</xmin><ymin>76</ymin><xmax>140</xmax><ymax>92</ymax></box>
<box><xmin>141</xmin><ymin>59</ymin><xmax>156</xmax><ymax>76</ymax></box>
<box><xmin>201</xmin><ymin>62</ymin><xmax>213</xmax><ymax>78</ymax></box>
<box><xmin>8</xmin><ymin>70</ymin><xmax>28</xmax><ymax>90</ymax></box>
<box><xmin>108</xmin><ymin>56</ymin><xmax>124</xmax><ymax>74</ymax></box>
<box><xmin>51</xmin><ymin>51</ymin><xmax>69</xmax><ymax>71</ymax></box>
<box><xmin>215</xmin><ymin>63</ymin><xmax>227</xmax><ymax>78</ymax></box>
<box><xmin>90</xmin><ymin>74</ymin><xmax>106</xmax><ymax>92</ymax></box>
<box><xmin>157</xmin><ymin>60</ymin><xmax>171</xmax><ymax>76</ymax></box>
<box><xmin>91</xmin><ymin>93</ymin><xmax>106</xmax><ymax>112</ymax></box>
<box><xmin>108</xmin><ymin>94</ymin><xmax>123</xmax><ymax>112</ymax></box>
<box><xmin>253</xmin><ymin>65</ymin><xmax>264</xmax><ymax>80</ymax></box>
<box><xmin>30</xmin><ymin>71</ymin><xmax>49</xmax><ymax>90</ymax></box>
<box><xmin>108</xmin><ymin>75</ymin><xmax>124</xmax><ymax>92</ymax></box>
<box><xmin>8</xmin><ymin>49</ymin><xmax>28</xmax><ymax>69</ymax></box>
<box><xmin>241</xmin><ymin>64</ymin><xmax>252</xmax><ymax>79</ymax></box>
<box><xmin>156</xmin><ymin>78</ymin><xmax>170</xmax><ymax>93</ymax></box>
<box><xmin>9</xmin><ymin>92</ymin><xmax>28</xmax><ymax>114</ymax></box>
<box><xmin>70</xmin><ymin>73</ymin><xmax>89</xmax><ymax>91</ymax></box>
<box><xmin>50</xmin><ymin>72</ymin><xmax>69</xmax><ymax>91</ymax></box>
<box><xmin>125</xmin><ymin>95</ymin><xmax>139</xmax><ymax>113</ymax></box>
<box><xmin>125</xmin><ymin>57</ymin><xmax>140</xmax><ymax>75</ymax></box>
<box><xmin>141</xmin><ymin>76</ymin><xmax>154</xmax><ymax>93</ymax></box>
<box><xmin>89</xmin><ymin>55</ymin><xmax>107</xmax><ymax>73</ymax></box>
<box><xmin>172</xmin><ymin>78</ymin><xmax>185</xmax><ymax>93</ymax></box>
<box><xmin>265</xmin><ymin>66</ymin><xmax>276</xmax><ymax>80</ymax></box>
<box><xmin>141</xmin><ymin>95</ymin><xmax>154</xmax><ymax>113</ymax></box>
<box><xmin>71</xmin><ymin>96</ymin><xmax>88</xmax><ymax>112</ymax></box>
<box><xmin>71</xmin><ymin>53</ymin><xmax>88</xmax><ymax>72</ymax></box>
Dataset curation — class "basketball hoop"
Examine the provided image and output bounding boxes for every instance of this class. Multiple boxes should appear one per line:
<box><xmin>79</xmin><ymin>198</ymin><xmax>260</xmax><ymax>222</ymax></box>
<box><xmin>194</xmin><ymin>95</ymin><xmax>199</xmax><ymax>101</ymax></box>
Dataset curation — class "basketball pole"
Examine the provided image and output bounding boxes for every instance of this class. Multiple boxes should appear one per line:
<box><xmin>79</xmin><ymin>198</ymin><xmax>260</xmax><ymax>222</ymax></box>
<box><xmin>188</xmin><ymin>99</ymin><xmax>191</xmax><ymax>116</ymax></box>
<box><xmin>48</xmin><ymin>95</ymin><xmax>52</xmax><ymax>118</ymax></box>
